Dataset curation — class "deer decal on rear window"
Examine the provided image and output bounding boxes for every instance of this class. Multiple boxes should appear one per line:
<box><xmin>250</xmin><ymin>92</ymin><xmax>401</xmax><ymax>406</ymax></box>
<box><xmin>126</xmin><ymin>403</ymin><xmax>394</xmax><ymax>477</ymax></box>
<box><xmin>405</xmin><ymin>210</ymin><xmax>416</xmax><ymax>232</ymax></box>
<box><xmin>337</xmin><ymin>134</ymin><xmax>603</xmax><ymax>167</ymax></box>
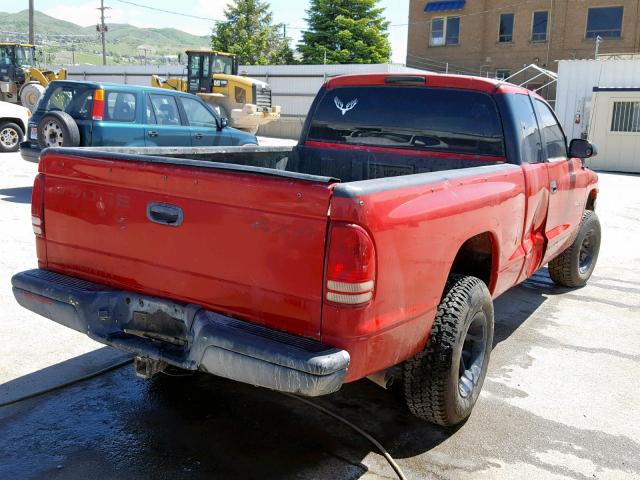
<box><xmin>334</xmin><ymin>97</ymin><xmax>358</xmax><ymax>116</ymax></box>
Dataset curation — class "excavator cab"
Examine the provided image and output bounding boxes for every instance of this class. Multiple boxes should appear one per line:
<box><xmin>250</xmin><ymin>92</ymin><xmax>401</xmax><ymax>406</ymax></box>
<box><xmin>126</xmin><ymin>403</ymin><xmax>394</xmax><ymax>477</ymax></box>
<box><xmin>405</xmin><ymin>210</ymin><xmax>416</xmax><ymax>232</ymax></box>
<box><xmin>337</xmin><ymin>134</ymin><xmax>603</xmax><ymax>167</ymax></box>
<box><xmin>152</xmin><ymin>49</ymin><xmax>279</xmax><ymax>134</ymax></box>
<box><xmin>186</xmin><ymin>50</ymin><xmax>238</xmax><ymax>94</ymax></box>
<box><xmin>0</xmin><ymin>44</ymin><xmax>36</xmax><ymax>101</ymax></box>
<box><xmin>0</xmin><ymin>43</ymin><xmax>66</xmax><ymax>110</ymax></box>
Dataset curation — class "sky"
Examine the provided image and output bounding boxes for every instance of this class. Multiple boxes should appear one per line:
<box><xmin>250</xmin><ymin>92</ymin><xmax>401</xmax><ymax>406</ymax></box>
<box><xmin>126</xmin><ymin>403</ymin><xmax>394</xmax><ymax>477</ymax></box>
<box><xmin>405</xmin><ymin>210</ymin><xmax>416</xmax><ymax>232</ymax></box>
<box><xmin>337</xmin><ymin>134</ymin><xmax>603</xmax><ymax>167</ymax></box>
<box><xmin>3</xmin><ymin>0</ymin><xmax>410</xmax><ymax>63</ymax></box>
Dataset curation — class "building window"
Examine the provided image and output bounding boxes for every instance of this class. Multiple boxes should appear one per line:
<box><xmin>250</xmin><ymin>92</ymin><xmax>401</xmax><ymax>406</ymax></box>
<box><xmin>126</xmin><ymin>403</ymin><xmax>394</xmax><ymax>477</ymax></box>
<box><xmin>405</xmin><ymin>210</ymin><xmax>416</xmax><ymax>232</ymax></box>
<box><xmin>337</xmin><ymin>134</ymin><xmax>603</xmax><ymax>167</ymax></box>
<box><xmin>532</xmin><ymin>11</ymin><xmax>548</xmax><ymax>42</ymax></box>
<box><xmin>496</xmin><ymin>69</ymin><xmax>511</xmax><ymax>80</ymax></box>
<box><xmin>586</xmin><ymin>6</ymin><xmax>623</xmax><ymax>38</ymax></box>
<box><xmin>446</xmin><ymin>17</ymin><xmax>460</xmax><ymax>45</ymax></box>
<box><xmin>499</xmin><ymin>13</ymin><xmax>514</xmax><ymax>43</ymax></box>
<box><xmin>611</xmin><ymin>101</ymin><xmax>640</xmax><ymax>132</ymax></box>
<box><xmin>431</xmin><ymin>17</ymin><xmax>460</xmax><ymax>46</ymax></box>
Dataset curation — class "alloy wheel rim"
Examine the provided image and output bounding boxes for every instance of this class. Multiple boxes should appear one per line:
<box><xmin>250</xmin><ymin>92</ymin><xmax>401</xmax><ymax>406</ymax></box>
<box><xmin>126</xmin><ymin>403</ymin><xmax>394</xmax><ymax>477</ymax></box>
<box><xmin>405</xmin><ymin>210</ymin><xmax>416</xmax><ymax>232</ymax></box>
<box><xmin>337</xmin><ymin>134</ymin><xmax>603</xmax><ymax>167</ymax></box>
<box><xmin>43</xmin><ymin>121</ymin><xmax>64</xmax><ymax>147</ymax></box>
<box><xmin>458</xmin><ymin>312</ymin><xmax>488</xmax><ymax>399</ymax></box>
<box><xmin>0</xmin><ymin>127</ymin><xmax>19</xmax><ymax>148</ymax></box>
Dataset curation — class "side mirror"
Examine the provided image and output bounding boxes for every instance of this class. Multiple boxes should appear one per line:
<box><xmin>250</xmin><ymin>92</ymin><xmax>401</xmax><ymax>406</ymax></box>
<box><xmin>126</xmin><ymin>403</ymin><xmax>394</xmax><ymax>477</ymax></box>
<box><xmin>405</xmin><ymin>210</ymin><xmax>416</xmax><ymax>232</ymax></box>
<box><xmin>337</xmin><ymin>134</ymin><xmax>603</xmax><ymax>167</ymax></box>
<box><xmin>219</xmin><ymin>117</ymin><xmax>229</xmax><ymax>129</ymax></box>
<box><xmin>569</xmin><ymin>139</ymin><xmax>597</xmax><ymax>159</ymax></box>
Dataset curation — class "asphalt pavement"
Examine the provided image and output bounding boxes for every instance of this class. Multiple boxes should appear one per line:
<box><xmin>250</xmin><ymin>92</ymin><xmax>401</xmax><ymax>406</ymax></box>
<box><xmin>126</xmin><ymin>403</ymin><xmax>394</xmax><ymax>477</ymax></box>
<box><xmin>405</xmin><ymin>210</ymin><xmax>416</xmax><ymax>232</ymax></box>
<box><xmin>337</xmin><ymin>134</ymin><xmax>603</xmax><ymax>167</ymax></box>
<box><xmin>0</xmin><ymin>149</ymin><xmax>638</xmax><ymax>480</ymax></box>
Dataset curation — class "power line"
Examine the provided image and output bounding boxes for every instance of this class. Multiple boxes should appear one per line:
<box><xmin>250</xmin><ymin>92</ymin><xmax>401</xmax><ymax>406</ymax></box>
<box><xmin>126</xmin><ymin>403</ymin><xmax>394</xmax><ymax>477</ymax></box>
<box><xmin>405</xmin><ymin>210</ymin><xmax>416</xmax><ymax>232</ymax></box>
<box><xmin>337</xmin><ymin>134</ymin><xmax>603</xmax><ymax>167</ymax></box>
<box><xmin>112</xmin><ymin>0</ymin><xmax>221</xmax><ymax>22</ymax></box>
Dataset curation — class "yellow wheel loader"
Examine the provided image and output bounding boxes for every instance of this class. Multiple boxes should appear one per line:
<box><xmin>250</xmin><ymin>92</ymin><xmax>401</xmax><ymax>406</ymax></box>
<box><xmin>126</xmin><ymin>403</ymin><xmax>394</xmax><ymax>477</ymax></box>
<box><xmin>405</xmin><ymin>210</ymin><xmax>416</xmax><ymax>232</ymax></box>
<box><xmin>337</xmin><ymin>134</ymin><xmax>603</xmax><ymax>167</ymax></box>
<box><xmin>151</xmin><ymin>50</ymin><xmax>280</xmax><ymax>134</ymax></box>
<box><xmin>0</xmin><ymin>43</ymin><xmax>67</xmax><ymax>111</ymax></box>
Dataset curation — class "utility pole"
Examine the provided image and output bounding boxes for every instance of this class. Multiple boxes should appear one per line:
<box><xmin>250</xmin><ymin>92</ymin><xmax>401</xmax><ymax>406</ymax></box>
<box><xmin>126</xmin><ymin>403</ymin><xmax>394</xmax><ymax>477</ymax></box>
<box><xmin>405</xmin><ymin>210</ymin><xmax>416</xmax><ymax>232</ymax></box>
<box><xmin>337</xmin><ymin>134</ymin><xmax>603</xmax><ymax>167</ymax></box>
<box><xmin>28</xmin><ymin>0</ymin><xmax>34</xmax><ymax>45</ymax></box>
<box><xmin>97</xmin><ymin>0</ymin><xmax>110</xmax><ymax>65</ymax></box>
<box><xmin>71</xmin><ymin>44</ymin><xmax>76</xmax><ymax>64</ymax></box>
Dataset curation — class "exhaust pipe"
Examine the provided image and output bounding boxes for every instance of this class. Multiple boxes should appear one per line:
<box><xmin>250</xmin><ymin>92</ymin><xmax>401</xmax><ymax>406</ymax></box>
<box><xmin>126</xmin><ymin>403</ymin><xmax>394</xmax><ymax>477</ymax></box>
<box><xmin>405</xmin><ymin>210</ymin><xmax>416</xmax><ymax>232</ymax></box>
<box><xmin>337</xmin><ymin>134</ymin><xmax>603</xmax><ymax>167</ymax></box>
<box><xmin>367</xmin><ymin>368</ymin><xmax>396</xmax><ymax>390</ymax></box>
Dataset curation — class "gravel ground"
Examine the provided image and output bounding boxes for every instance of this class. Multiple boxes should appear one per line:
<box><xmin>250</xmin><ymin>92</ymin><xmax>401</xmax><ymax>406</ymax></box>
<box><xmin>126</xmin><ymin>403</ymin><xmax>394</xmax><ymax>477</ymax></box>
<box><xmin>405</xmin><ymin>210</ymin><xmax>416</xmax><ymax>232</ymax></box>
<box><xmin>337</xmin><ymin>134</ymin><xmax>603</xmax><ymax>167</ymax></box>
<box><xmin>0</xmin><ymin>150</ymin><xmax>638</xmax><ymax>480</ymax></box>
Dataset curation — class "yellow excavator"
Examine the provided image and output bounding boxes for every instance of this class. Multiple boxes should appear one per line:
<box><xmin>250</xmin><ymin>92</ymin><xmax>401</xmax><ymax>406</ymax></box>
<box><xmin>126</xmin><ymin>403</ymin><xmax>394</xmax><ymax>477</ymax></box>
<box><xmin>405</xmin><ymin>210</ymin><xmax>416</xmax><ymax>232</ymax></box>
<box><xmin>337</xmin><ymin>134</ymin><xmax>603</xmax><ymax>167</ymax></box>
<box><xmin>151</xmin><ymin>49</ymin><xmax>280</xmax><ymax>134</ymax></box>
<box><xmin>0</xmin><ymin>43</ymin><xmax>67</xmax><ymax>111</ymax></box>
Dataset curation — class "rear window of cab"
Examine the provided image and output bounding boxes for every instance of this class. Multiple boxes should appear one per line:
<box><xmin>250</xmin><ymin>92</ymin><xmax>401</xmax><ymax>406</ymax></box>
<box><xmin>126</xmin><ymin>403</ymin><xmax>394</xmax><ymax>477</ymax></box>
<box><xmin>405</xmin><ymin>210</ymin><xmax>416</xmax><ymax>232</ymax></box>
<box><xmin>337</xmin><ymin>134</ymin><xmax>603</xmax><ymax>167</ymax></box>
<box><xmin>308</xmin><ymin>86</ymin><xmax>505</xmax><ymax>156</ymax></box>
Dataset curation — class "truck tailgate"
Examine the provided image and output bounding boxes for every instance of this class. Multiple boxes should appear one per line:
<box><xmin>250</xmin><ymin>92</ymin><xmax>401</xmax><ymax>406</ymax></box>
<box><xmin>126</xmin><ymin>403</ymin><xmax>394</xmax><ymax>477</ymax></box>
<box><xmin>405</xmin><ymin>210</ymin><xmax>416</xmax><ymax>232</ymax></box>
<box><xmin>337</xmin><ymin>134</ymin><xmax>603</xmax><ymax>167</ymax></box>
<box><xmin>38</xmin><ymin>150</ymin><xmax>336</xmax><ymax>339</ymax></box>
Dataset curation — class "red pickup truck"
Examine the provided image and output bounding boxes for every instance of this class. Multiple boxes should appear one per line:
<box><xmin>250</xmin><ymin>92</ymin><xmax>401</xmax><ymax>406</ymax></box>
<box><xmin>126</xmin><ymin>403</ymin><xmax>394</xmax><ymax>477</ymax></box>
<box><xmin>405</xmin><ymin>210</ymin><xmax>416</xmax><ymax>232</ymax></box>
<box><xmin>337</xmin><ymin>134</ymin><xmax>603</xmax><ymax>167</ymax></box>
<box><xmin>12</xmin><ymin>74</ymin><xmax>601</xmax><ymax>426</ymax></box>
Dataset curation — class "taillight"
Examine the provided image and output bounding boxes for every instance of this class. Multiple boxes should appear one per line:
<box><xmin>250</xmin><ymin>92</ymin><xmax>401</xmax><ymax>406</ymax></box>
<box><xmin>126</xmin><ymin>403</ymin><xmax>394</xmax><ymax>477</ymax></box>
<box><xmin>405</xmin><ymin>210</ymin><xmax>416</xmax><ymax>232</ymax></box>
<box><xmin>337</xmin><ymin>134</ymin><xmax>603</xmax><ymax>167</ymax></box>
<box><xmin>325</xmin><ymin>223</ymin><xmax>376</xmax><ymax>306</ymax></box>
<box><xmin>31</xmin><ymin>174</ymin><xmax>45</xmax><ymax>236</ymax></box>
<box><xmin>92</xmin><ymin>89</ymin><xmax>105</xmax><ymax>121</ymax></box>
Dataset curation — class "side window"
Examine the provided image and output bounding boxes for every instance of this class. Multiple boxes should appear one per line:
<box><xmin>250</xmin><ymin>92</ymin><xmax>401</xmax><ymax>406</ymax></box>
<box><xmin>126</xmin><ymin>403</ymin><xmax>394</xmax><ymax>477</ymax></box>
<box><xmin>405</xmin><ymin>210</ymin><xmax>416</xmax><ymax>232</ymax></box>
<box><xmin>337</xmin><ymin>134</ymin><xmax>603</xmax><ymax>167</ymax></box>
<box><xmin>534</xmin><ymin>99</ymin><xmax>567</xmax><ymax>160</ymax></box>
<box><xmin>105</xmin><ymin>92</ymin><xmax>136</xmax><ymax>122</ymax></box>
<box><xmin>149</xmin><ymin>94</ymin><xmax>182</xmax><ymax>126</ymax></box>
<box><xmin>189</xmin><ymin>55</ymin><xmax>201</xmax><ymax>78</ymax></box>
<box><xmin>202</xmin><ymin>55</ymin><xmax>211</xmax><ymax>78</ymax></box>
<box><xmin>180</xmin><ymin>97</ymin><xmax>217</xmax><ymax>128</ymax></box>
<box><xmin>509</xmin><ymin>94</ymin><xmax>543</xmax><ymax>164</ymax></box>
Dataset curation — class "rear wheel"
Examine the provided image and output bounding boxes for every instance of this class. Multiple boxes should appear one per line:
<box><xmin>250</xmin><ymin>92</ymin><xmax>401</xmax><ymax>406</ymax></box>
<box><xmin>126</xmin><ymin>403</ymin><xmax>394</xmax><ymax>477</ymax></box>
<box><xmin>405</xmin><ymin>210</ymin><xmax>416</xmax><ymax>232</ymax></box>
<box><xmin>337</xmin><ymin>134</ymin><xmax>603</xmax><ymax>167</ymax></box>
<box><xmin>548</xmin><ymin>210</ymin><xmax>601</xmax><ymax>287</ymax></box>
<box><xmin>0</xmin><ymin>121</ymin><xmax>23</xmax><ymax>152</ymax></box>
<box><xmin>37</xmin><ymin>111</ymin><xmax>80</xmax><ymax>149</ymax></box>
<box><xmin>403</xmin><ymin>275</ymin><xmax>494</xmax><ymax>426</ymax></box>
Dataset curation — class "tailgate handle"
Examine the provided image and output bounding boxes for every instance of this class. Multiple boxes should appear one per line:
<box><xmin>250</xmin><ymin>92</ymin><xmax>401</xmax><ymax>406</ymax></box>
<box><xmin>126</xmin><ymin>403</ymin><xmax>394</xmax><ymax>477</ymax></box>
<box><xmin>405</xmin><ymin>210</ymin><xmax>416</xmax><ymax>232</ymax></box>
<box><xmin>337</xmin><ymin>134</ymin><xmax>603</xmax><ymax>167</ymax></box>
<box><xmin>147</xmin><ymin>203</ymin><xmax>183</xmax><ymax>227</ymax></box>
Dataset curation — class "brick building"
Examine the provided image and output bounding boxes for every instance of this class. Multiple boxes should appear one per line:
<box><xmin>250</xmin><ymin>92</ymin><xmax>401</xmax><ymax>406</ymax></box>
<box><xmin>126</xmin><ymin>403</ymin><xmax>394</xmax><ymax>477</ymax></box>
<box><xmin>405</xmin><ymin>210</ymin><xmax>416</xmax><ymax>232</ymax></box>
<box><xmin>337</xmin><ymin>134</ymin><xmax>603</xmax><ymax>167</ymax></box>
<box><xmin>407</xmin><ymin>1</ymin><xmax>640</xmax><ymax>79</ymax></box>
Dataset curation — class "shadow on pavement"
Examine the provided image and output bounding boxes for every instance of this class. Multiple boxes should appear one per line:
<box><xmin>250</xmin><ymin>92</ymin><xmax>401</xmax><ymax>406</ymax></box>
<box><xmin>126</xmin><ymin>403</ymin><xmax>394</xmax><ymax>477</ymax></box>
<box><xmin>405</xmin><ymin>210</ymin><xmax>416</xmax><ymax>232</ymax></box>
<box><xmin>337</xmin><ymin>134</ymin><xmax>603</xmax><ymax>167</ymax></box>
<box><xmin>0</xmin><ymin>276</ymin><xmax>570</xmax><ymax>480</ymax></box>
<box><xmin>0</xmin><ymin>186</ymin><xmax>32</xmax><ymax>204</ymax></box>
<box><xmin>0</xmin><ymin>347</ymin><xmax>130</xmax><ymax>406</ymax></box>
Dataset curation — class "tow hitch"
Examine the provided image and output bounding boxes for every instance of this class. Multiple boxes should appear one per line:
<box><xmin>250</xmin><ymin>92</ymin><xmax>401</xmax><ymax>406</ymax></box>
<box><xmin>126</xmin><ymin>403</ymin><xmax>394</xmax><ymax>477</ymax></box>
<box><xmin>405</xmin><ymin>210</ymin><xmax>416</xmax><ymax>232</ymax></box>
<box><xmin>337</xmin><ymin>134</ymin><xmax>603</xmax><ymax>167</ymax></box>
<box><xmin>134</xmin><ymin>356</ymin><xmax>167</xmax><ymax>379</ymax></box>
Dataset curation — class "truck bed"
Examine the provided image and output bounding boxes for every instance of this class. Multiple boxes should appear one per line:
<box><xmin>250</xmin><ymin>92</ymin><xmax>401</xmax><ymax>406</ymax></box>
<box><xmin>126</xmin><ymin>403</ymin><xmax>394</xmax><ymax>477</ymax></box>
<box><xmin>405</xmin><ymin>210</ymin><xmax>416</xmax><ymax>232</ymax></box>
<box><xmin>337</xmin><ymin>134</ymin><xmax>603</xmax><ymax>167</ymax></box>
<box><xmin>74</xmin><ymin>144</ymin><xmax>506</xmax><ymax>182</ymax></box>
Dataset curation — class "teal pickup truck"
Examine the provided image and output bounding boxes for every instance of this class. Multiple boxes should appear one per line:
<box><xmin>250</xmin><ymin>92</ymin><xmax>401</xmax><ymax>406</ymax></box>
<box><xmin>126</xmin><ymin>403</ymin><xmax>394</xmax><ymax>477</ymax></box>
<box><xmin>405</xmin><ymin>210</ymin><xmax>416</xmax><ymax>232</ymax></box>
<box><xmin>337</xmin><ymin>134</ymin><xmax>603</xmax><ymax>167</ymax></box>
<box><xmin>20</xmin><ymin>80</ymin><xmax>257</xmax><ymax>162</ymax></box>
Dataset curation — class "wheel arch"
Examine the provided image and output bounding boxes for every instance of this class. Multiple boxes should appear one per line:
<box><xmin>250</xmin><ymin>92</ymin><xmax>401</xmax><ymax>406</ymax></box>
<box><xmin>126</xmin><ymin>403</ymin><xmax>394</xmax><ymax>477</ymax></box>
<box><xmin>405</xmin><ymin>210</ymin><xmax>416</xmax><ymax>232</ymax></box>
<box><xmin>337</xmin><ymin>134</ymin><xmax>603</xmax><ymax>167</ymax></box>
<box><xmin>448</xmin><ymin>231</ymin><xmax>498</xmax><ymax>294</ymax></box>
<box><xmin>0</xmin><ymin>117</ymin><xmax>26</xmax><ymax>135</ymax></box>
<box><xmin>586</xmin><ymin>189</ymin><xmax>598</xmax><ymax>211</ymax></box>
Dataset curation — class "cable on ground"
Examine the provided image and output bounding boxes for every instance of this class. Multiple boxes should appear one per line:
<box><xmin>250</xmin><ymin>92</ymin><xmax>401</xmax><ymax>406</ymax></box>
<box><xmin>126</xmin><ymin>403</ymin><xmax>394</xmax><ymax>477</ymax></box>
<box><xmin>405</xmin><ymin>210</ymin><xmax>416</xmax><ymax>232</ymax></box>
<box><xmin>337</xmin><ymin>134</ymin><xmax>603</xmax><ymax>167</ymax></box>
<box><xmin>281</xmin><ymin>392</ymin><xmax>408</xmax><ymax>480</ymax></box>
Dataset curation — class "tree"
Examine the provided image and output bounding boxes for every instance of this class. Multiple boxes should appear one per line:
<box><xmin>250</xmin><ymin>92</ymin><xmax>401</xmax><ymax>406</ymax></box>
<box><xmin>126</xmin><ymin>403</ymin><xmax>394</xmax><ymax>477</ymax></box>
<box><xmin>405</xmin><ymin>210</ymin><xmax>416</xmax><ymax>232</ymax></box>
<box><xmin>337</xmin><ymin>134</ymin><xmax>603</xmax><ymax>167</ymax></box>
<box><xmin>299</xmin><ymin>0</ymin><xmax>391</xmax><ymax>64</ymax></box>
<box><xmin>212</xmin><ymin>0</ymin><xmax>294</xmax><ymax>65</ymax></box>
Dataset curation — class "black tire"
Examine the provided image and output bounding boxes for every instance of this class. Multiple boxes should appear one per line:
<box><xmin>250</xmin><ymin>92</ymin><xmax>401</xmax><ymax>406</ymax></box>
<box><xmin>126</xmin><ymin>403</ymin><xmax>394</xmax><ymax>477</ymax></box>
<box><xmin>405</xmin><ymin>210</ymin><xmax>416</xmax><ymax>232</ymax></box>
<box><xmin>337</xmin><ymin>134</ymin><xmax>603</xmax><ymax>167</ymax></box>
<box><xmin>37</xmin><ymin>111</ymin><xmax>80</xmax><ymax>149</ymax></box>
<box><xmin>0</xmin><ymin>121</ymin><xmax>24</xmax><ymax>152</ymax></box>
<box><xmin>548</xmin><ymin>210</ymin><xmax>601</xmax><ymax>287</ymax></box>
<box><xmin>403</xmin><ymin>275</ymin><xmax>494</xmax><ymax>426</ymax></box>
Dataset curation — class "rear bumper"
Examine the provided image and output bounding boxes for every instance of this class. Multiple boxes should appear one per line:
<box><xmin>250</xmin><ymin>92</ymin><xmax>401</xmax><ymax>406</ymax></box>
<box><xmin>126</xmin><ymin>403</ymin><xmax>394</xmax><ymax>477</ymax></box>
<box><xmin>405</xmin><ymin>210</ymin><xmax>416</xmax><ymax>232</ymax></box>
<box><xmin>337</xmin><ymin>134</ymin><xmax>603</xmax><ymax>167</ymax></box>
<box><xmin>20</xmin><ymin>142</ymin><xmax>40</xmax><ymax>163</ymax></box>
<box><xmin>12</xmin><ymin>269</ymin><xmax>350</xmax><ymax>396</ymax></box>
